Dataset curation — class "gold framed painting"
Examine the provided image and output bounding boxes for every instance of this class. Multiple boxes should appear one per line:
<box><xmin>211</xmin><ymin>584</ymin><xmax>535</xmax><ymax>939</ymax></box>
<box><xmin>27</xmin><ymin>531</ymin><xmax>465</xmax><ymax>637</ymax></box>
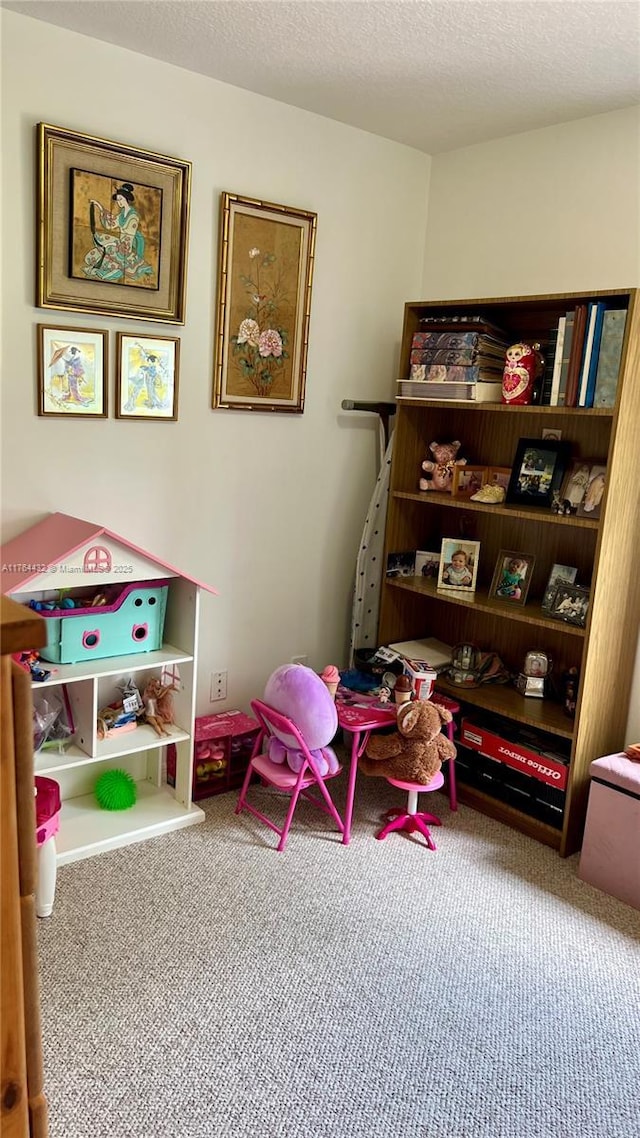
<box><xmin>37</xmin><ymin>123</ymin><xmax>191</xmax><ymax>324</ymax></box>
<box><xmin>212</xmin><ymin>192</ymin><xmax>317</xmax><ymax>413</ymax></box>
<box><xmin>115</xmin><ymin>333</ymin><xmax>180</xmax><ymax>421</ymax></box>
<box><xmin>37</xmin><ymin>324</ymin><xmax>108</xmax><ymax>418</ymax></box>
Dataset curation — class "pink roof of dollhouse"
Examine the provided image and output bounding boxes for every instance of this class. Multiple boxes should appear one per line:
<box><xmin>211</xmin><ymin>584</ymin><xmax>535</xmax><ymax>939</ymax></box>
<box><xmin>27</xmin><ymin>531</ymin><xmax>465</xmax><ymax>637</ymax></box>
<box><xmin>0</xmin><ymin>512</ymin><xmax>218</xmax><ymax>596</ymax></box>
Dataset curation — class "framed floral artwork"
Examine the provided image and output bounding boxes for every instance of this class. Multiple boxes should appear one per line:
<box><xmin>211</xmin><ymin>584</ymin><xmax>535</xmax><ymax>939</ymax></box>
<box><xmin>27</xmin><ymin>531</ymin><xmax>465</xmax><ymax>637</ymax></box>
<box><xmin>37</xmin><ymin>324</ymin><xmax>108</xmax><ymax>418</ymax></box>
<box><xmin>37</xmin><ymin>123</ymin><xmax>191</xmax><ymax>323</ymax></box>
<box><xmin>212</xmin><ymin>192</ymin><xmax>317</xmax><ymax>413</ymax></box>
<box><xmin>115</xmin><ymin>333</ymin><xmax>179</xmax><ymax>420</ymax></box>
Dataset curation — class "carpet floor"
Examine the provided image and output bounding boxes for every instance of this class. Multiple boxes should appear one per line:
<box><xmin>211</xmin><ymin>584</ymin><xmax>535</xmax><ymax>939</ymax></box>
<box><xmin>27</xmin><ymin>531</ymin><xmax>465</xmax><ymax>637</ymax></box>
<box><xmin>37</xmin><ymin>769</ymin><xmax>640</xmax><ymax>1138</ymax></box>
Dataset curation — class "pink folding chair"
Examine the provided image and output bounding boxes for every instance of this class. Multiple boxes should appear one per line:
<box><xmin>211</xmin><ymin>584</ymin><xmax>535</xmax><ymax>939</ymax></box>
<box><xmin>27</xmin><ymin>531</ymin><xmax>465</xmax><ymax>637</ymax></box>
<box><xmin>235</xmin><ymin>699</ymin><xmax>344</xmax><ymax>851</ymax></box>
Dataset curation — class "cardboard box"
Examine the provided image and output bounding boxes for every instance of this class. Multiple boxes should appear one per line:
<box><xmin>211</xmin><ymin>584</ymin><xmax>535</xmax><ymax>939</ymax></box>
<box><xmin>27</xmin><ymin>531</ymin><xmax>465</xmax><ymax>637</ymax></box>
<box><xmin>461</xmin><ymin>718</ymin><xmax>569</xmax><ymax>790</ymax></box>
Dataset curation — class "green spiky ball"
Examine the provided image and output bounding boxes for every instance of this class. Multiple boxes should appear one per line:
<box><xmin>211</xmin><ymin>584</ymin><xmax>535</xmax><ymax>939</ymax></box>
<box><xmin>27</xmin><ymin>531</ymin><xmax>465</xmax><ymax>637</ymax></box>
<box><xmin>94</xmin><ymin>769</ymin><xmax>137</xmax><ymax>811</ymax></box>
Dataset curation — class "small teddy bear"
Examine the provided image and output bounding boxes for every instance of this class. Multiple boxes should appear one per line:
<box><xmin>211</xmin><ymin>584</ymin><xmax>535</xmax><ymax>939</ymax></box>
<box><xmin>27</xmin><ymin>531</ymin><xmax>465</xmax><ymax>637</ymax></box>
<box><xmin>359</xmin><ymin>699</ymin><xmax>456</xmax><ymax>784</ymax></box>
<box><xmin>419</xmin><ymin>440</ymin><xmax>466</xmax><ymax>492</ymax></box>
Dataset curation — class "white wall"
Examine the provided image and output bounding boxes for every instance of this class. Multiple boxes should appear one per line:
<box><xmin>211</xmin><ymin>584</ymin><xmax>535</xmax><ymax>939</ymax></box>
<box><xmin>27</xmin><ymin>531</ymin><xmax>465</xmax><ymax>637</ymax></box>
<box><xmin>0</xmin><ymin>11</ymin><xmax>430</xmax><ymax>712</ymax></box>
<box><xmin>421</xmin><ymin>106</ymin><xmax>640</xmax><ymax>743</ymax></box>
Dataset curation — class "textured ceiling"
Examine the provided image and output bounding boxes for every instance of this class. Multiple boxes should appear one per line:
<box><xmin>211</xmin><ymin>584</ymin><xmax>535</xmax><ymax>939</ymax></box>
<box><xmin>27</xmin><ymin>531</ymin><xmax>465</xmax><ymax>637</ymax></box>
<box><xmin>3</xmin><ymin>0</ymin><xmax>640</xmax><ymax>153</ymax></box>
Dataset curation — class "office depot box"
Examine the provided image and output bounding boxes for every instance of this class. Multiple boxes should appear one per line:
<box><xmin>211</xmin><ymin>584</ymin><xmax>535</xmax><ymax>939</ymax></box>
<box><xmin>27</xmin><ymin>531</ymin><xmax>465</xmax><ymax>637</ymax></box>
<box><xmin>401</xmin><ymin>657</ymin><xmax>437</xmax><ymax>700</ymax></box>
<box><xmin>461</xmin><ymin>719</ymin><xmax>569</xmax><ymax>790</ymax></box>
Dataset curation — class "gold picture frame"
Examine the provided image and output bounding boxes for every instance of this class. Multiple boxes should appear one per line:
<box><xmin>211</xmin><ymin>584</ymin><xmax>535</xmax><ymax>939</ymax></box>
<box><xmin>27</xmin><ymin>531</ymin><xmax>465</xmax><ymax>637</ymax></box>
<box><xmin>212</xmin><ymin>192</ymin><xmax>317</xmax><ymax>413</ymax></box>
<box><xmin>115</xmin><ymin>333</ymin><xmax>180</xmax><ymax>421</ymax></box>
<box><xmin>37</xmin><ymin>324</ymin><xmax>108</xmax><ymax>418</ymax></box>
<box><xmin>37</xmin><ymin>123</ymin><xmax>191</xmax><ymax>324</ymax></box>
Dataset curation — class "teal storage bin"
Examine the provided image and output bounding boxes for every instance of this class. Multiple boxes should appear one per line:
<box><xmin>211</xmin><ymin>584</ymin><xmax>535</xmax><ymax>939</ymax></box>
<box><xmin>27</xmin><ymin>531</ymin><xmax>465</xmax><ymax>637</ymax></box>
<box><xmin>38</xmin><ymin>580</ymin><xmax>169</xmax><ymax>664</ymax></box>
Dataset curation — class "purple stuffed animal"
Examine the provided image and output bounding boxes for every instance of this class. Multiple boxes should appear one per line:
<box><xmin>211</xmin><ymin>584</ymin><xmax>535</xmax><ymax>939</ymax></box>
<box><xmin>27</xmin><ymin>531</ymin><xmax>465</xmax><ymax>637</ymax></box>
<box><xmin>264</xmin><ymin>664</ymin><xmax>339</xmax><ymax>777</ymax></box>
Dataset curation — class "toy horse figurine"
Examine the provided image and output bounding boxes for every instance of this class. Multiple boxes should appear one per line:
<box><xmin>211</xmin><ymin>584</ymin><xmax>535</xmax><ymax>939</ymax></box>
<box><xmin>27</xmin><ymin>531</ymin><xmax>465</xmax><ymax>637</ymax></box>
<box><xmin>142</xmin><ymin>677</ymin><xmax>178</xmax><ymax>737</ymax></box>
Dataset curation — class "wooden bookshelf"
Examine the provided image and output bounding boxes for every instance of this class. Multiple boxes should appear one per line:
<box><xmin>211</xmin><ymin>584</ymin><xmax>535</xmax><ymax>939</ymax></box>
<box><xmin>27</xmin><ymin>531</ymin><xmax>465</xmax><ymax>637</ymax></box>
<box><xmin>379</xmin><ymin>289</ymin><xmax>640</xmax><ymax>856</ymax></box>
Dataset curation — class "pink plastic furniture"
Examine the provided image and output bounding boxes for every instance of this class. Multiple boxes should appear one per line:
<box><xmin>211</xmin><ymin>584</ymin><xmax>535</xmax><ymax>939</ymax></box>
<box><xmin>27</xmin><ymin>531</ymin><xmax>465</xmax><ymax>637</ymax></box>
<box><xmin>235</xmin><ymin>699</ymin><xmax>344</xmax><ymax>851</ymax></box>
<box><xmin>377</xmin><ymin>771</ymin><xmax>445</xmax><ymax>849</ymax></box>
<box><xmin>34</xmin><ymin>776</ymin><xmax>61</xmax><ymax>917</ymax></box>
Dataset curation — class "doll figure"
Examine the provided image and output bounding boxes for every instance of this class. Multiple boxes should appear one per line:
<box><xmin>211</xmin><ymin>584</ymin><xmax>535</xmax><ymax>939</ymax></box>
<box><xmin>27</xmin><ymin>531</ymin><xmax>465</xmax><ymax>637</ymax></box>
<box><xmin>502</xmin><ymin>342</ymin><xmax>543</xmax><ymax>405</ymax></box>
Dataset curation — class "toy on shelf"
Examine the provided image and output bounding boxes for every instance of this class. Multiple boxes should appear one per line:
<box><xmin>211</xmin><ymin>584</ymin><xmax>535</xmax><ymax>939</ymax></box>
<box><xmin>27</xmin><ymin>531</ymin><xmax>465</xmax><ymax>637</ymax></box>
<box><xmin>14</xmin><ymin>649</ymin><xmax>52</xmax><ymax>682</ymax></box>
<box><xmin>501</xmin><ymin>342</ymin><xmax>544</xmax><ymax>405</ymax></box>
<box><xmin>264</xmin><ymin>663</ymin><xmax>339</xmax><ymax>777</ymax></box>
<box><xmin>419</xmin><ymin>441</ymin><xmax>466</xmax><ymax>493</ymax></box>
<box><xmin>94</xmin><ymin>769</ymin><xmax>137</xmax><ymax>811</ymax></box>
<box><xmin>142</xmin><ymin>676</ymin><xmax>178</xmax><ymax>737</ymax></box>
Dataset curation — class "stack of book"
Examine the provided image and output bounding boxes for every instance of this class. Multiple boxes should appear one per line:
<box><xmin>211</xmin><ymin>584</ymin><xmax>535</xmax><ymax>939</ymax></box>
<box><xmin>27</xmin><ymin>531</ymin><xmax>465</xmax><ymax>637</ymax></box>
<box><xmin>398</xmin><ymin>316</ymin><xmax>508</xmax><ymax>401</ymax></box>
<box><xmin>548</xmin><ymin>304</ymin><xmax>628</xmax><ymax>408</ymax></box>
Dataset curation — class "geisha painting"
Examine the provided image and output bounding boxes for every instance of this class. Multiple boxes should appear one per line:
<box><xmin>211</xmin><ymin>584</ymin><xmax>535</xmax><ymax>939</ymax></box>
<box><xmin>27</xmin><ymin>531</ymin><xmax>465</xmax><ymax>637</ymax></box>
<box><xmin>69</xmin><ymin>169</ymin><xmax>162</xmax><ymax>289</ymax></box>
<box><xmin>38</xmin><ymin>325</ymin><xmax>108</xmax><ymax>418</ymax></box>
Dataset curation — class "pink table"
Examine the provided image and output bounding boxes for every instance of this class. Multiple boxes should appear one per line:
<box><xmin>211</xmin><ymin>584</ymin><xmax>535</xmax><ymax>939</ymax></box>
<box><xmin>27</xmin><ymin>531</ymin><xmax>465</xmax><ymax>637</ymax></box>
<box><xmin>336</xmin><ymin>694</ymin><xmax>459</xmax><ymax>844</ymax></box>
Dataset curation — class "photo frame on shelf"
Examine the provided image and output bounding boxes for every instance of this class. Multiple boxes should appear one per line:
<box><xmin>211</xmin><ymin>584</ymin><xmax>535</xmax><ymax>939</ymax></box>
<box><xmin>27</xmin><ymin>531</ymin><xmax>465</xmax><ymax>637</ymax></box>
<box><xmin>116</xmin><ymin>333</ymin><xmax>180</xmax><ymax>420</ymax></box>
<box><xmin>452</xmin><ymin>465</ymin><xmax>488</xmax><ymax>498</ymax></box>
<box><xmin>489</xmin><ymin>550</ymin><xmax>535</xmax><ymax>606</ymax></box>
<box><xmin>212</xmin><ymin>192</ymin><xmax>317</xmax><ymax>413</ymax></box>
<box><xmin>37</xmin><ymin>324</ymin><xmax>108</xmax><ymax>418</ymax></box>
<box><xmin>414</xmin><ymin>550</ymin><xmax>441</xmax><ymax>579</ymax></box>
<box><xmin>576</xmin><ymin>464</ymin><xmax>607</xmax><ymax>520</ymax></box>
<box><xmin>37</xmin><ymin>123</ymin><xmax>191</xmax><ymax>323</ymax></box>
<box><xmin>541</xmin><ymin>564</ymin><xmax>578</xmax><ymax>612</ymax></box>
<box><xmin>437</xmin><ymin>539</ymin><xmax>480</xmax><ymax>594</ymax></box>
<box><xmin>548</xmin><ymin>583</ymin><xmax>590</xmax><ymax>628</ymax></box>
<box><xmin>386</xmin><ymin>551</ymin><xmax>416</xmax><ymax>578</ymax></box>
<box><xmin>506</xmin><ymin>437</ymin><xmax>571</xmax><ymax>508</ymax></box>
<box><xmin>486</xmin><ymin>466</ymin><xmax>511</xmax><ymax>492</ymax></box>
<box><xmin>554</xmin><ymin>460</ymin><xmax>593</xmax><ymax>515</ymax></box>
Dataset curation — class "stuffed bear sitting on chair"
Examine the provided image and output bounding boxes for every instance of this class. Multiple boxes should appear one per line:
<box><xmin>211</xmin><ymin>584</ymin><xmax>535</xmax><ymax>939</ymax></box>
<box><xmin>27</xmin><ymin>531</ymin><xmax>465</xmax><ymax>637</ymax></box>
<box><xmin>359</xmin><ymin>699</ymin><xmax>456</xmax><ymax>784</ymax></box>
<box><xmin>263</xmin><ymin>663</ymin><xmax>340</xmax><ymax>777</ymax></box>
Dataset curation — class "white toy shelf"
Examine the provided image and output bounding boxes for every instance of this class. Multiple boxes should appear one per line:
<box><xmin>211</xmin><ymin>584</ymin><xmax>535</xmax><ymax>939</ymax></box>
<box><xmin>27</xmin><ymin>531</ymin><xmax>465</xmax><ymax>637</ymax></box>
<box><xmin>1</xmin><ymin>512</ymin><xmax>217</xmax><ymax>865</ymax></box>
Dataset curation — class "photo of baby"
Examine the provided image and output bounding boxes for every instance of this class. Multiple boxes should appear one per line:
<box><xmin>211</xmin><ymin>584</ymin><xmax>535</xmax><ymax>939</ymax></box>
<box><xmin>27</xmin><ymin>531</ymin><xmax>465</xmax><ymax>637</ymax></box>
<box><xmin>437</xmin><ymin>539</ymin><xmax>480</xmax><ymax>593</ymax></box>
<box><xmin>490</xmin><ymin>550</ymin><xmax>534</xmax><ymax>606</ymax></box>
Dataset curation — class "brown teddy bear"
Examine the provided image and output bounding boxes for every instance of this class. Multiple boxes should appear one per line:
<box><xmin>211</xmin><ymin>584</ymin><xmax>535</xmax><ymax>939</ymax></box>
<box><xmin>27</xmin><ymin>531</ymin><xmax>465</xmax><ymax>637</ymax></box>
<box><xmin>359</xmin><ymin>699</ymin><xmax>456</xmax><ymax>784</ymax></box>
<box><xmin>419</xmin><ymin>440</ymin><xmax>466</xmax><ymax>492</ymax></box>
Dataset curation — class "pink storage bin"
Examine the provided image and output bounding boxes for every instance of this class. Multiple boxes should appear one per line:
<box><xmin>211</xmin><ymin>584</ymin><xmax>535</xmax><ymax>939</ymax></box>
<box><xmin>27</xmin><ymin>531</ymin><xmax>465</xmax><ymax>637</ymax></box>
<box><xmin>35</xmin><ymin>775</ymin><xmax>61</xmax><ymax>845</ymax></box>
<box><xmin>578</xmin><ymin>753</ymin><xmax>640</xmax><ymax>910</ymax></box>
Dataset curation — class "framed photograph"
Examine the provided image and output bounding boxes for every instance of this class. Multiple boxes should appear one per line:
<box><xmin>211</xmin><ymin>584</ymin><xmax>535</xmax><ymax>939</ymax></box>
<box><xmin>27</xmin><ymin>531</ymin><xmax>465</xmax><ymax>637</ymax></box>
<box><xmin>415</xmin><ymin>550</ymin><xmax>441</xmax><ymax>579</ymax></box>
<box><xmin>549</xmin><ymin>583</ymin><xmax>590</xmax><ymax>628</ymax></box>
<box><xmin>486</xmin><ymin>466</ymin><xmax>511</xmax><ymax>492</ymax></box>
<box><xmin>506</xmin><ymin>437</ymin><xmax>571</xmax><ymax>508</ymax></box>
<box><xmin>37</xmin><ymin>123</ymin><xmax>191</xmax><ymax>323</ymax></box>
<box><xmin>452</xmin><ymin>466</ymin><xmax>488</xmax><ymax>498</ymax></box>
<box><xmin>212</xmin><ymin>192</ymin><xmax>317</xmax><ymax>413</ymax></box>
<box><xmin>116</xmin><ymin>333</ymin><xmax>179</xmax><ymax>420</ymax></box>
<box><xmin>554</xmin><ymin>460</ymin><xmax>592</xmax><ymax>514</ymax></box>
<box><xmin>37</xmin><ymin>324</ymin><xmax>107</xmax><ymax>418</ymax></box>
<box><xmin>437</xmin><ymin>539</ymin><xmax>480</xmax><ymax>593</ymax></box>
<box><xmin>386</xmin><ymin>551</ymin><xmax>416</xmax><ymax>578</ymax></box>
<box><xmin>489</xmin><ymin>550</ymin><xmax>535</xmax><ymax>606</ymax></box>
<box><xmin>541</xmin><ymin>564</ymin><xmax>578</xmax><ymax>612</ymax></box>
<box><xmin>576</xmin><ymin>464</ymin><xmax>607</xmax><ymax>520</ymax></box>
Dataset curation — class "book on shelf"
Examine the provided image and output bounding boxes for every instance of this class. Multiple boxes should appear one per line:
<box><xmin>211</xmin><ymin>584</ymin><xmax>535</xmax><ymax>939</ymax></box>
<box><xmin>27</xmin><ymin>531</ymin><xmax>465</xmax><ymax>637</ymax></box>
<box><xmin>411</xmin><ymin>330</ymin><xmax>507</xmax><ymax>353</ymax></box>
<box><xmin>410</xmin><ymin>347</ymin><xmax>505</xmax><ymax>367</ymax></box>
<box><xmin>418</xmin><ymin>314</ymin><xmax>508</xmax><ymax>339</ymax></box>
<box><xmin>538</xmin><ymin>325</ymin><xmax>559</xmax><ymax>405</ymax></box>
<box><xmin>577</xmin><ymin>302</ymin><xmax>605</xmax><ymax>406</ymax></box>
<box><xmin>409</xmin><ymin>363</ymin><xmax>503</xmax><ymax>383</ymax></box>
<box><xmin>548</xmin><ymin>316</ymin><xmax>566</xmax><ymax>406</ymax></box>
<box><xmin>581</xmin><ymin>303</ymin><xmax>607</xmax><ymax>407</ymax></box>
<box><xmin>564</xmin><ymin>303</ymin><xmax>588</xmax><ymax>408</ymax></box>
<box><xmin>398</xmin><ymin>379</ymin><xmax>503</xmax><ymax>402</ymax></box>
<box><xmin>554</xmin><ymin>311</ymin><xmax>574</xmax><ymax>406</ymax></box>
<box><xmin>592</xmin><ymin>309</ymin><xmax>628</xmax><ymax>408</ymax></box>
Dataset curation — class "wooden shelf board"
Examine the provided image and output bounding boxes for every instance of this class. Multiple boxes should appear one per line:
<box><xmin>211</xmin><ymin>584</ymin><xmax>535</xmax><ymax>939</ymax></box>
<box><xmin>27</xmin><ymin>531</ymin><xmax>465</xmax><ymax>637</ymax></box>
<box><xmin>435</xmin><ymin>677</ymin><xmax>575</xmax><ymax>739</ymax></box>
<box><xmin>455</xmin><ymin>783</ymin><xmax>562</xmax><ymax>850</ymax></box>
<box><xmin>396</xmin><ymin>398</ymin><xmax>614</xmax><ymax>417</ymax></box>
<box><xmin>32</xmin><ymin>643</ymin><xmax>194</xmax><ymax>687</ymax></box>
<box><xmin>35</xmin><ymin>723</ymin><xmax>190</xmax><ymax>774</ymax></box>
<box><xmin>392</xmin><ymin>490</ymin><xmax>600</xmax><ymax>529</ymax></box>
<box><xmin>55</xmin><ymin>782</ymin><xmax>204</xmax><ymax>866</ymax></box>
<box><xmin>388</xmin><ymin>575</ymin><xmax>586</xmax><ymax>638</ymax></box>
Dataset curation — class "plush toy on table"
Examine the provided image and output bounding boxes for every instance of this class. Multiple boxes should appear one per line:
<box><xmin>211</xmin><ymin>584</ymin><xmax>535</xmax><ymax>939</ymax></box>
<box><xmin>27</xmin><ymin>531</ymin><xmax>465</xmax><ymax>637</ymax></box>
<box><xmin>359</xmin><ymin>699</ymin><xmax>455</xmax><ymax>784</ymax></box>
<box><xmin>419</xmin><ymin>440</ymin><xmax>466</xmax><ymax>493</ymax></box>
<box><xmin>263</xmin><ymin>663</ymin><xmax>339</xmax><ymax>777</ymax></box>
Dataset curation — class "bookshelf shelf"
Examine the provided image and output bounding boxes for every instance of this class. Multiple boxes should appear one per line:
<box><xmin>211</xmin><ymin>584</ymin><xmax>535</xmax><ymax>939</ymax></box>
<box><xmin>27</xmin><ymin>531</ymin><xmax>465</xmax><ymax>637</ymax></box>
<box><xmin>379</xmin><ymin>289</ymin><xmax>640</xmax><ymax>856</ymax></box>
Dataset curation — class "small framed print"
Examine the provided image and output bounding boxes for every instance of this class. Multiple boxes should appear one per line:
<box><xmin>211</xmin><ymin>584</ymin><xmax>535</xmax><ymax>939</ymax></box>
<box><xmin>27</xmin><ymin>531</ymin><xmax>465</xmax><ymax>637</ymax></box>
<box><xmin>541</xmin><ymin>564</ymin><xmax>578</xmax><ymax>612</ymax></box>
<box><xmin>549</xmin><ymin>583</ymin><xmax>590</xmax><ymax>628</ymax></box>
<box><xmin>415</xmin><ymin>550</ymin><xmax>441</xmax><ymax>579</ymax></box>
<box><xmin>489</xmin><ymin>550</ymin><xmax>535</xmax><ymax>606</ymax></box>
<box><xmin>38</xmin><ymin>324</ymin><xmax>107</xmax><ymax>417</ymax></box>
<box><xmin>452</xmin><ymin>466</ymin><xmax>488</xmax><ymax>498</ymax></box>
<box><xmin>116</xmin><ymin>333</ymin><xmax>179</xmax><ymax>420</ymax></box>
<box><xmin>576</xmin><ymin>464</ymin><xmax>606</xmax><ymax>520</ymax></box>
<box><xmin>386</xmin><ymin>551</ymin><xmax>415</xmax><ymax>578</ymax></box>
<box><xmin>486</xmin><ymin>466</ymin><xmax>511</xmax><ymax>492</ymax></box>
<box><xmin>437</xmin><ymin>539</ymin><xmax>480</xmax><ymax>593</ymax></box>
<box><xmin>506</xmin><ymin>437</ymin><xmax>571</xmax><ymax>508</ymax></box>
